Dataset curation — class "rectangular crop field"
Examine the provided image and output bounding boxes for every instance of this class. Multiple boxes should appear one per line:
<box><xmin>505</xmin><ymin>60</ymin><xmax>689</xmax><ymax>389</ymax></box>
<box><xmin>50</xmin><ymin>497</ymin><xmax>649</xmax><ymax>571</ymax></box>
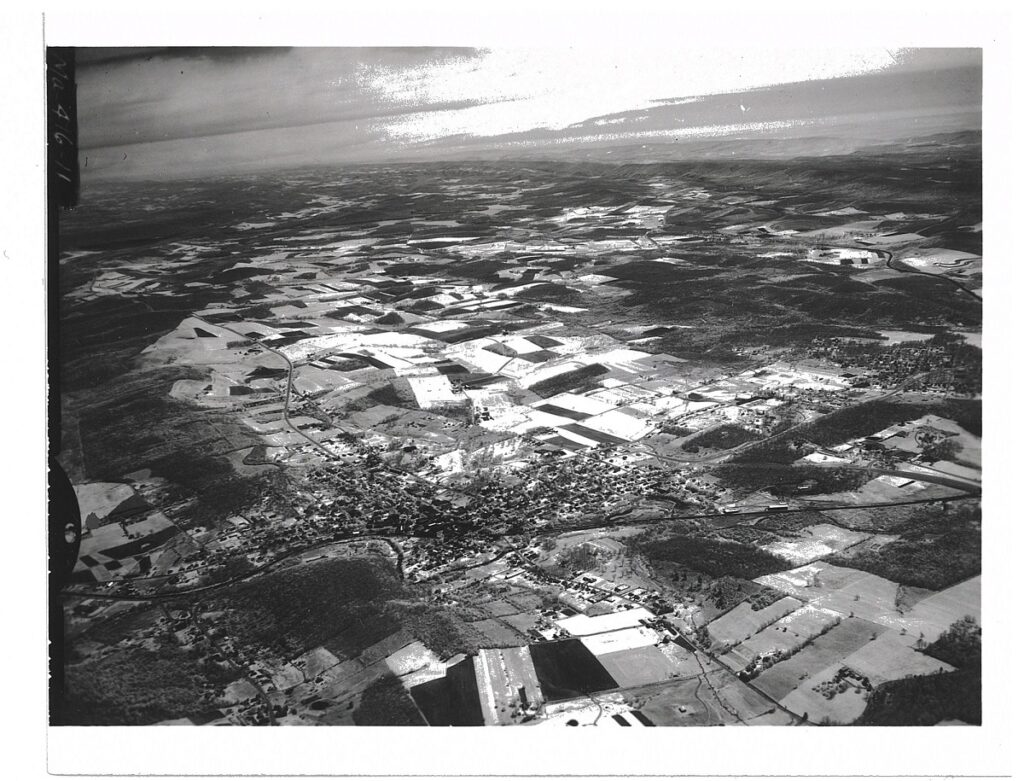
<box><xmin>596</xmin><ymin>645</ymin><xmax>676</xmax><ymax>688</ymax></box>
<box><xmin>901</xmin><ymin>576</ymin><xmax>980</xmax><ymax>643</ymax></box>
<box><xmin>722</xmin><ymin>605</ymin><xmax>843</xmax><ymax>669</ymax></box>
<box><xmin>475</xmin><ymin>646</ymin><xmax>544</xmax><ymax>724</ymax></box>
<box><xmin>528</xmin><ymin>640</ymin><xmax>618</xmax><ymax>701</ymax></box>
<box><xmin>755</xmin><ymin>562</ymin><xmax>906</xmax><ymax>626</ymax></box>
<box><xmin>534</xmin><ymin>403</ymin><xmax>590</xmax><ymax>421</ymax></box>
<box><xmin>559</xmin><ymin>422</ymin><xmax>628</xmax><ymax>446</ymax></box>
<box><xmin>557</xmin><ymin>607</ymin><xmax>654</xmax><ymax>636</ymax></box>
<box><xmin>840</xmin><ymin>630</ymin><xmax>955</xmax><ymax>683</ymax></box>
<box><xmin>580</xmin><ymin>627</ymin><xmax>660</xmax><ymax>656</ymax></box>
<box><xmin>752</xmin><ymin>616</ymin><xmax>879</xmax><ymax>701</ymax></box>
<box><xmin>706</xmin><ymin>596</ymin><xmax>802</xmax><ymax>648</ymax></box>
<box><xmin>410</xmin><ymin>656</ymin><xmax>484</xmax><ymax>726</ymax></box>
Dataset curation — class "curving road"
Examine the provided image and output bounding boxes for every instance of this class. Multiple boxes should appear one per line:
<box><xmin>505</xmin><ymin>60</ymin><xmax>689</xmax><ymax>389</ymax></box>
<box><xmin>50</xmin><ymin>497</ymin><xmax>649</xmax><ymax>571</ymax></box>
<box><xmin>193</xmin><ymin>315</ymin><xmax>339</xmax><ymax>461</ymax></box>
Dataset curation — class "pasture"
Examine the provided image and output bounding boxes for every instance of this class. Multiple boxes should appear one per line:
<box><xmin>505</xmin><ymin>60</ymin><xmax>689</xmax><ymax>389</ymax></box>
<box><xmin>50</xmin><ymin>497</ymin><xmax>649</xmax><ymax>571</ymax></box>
<box><xmin>721</xmin><ymin>605</ymin><xmax>843</xmax><ymax>671</ymax></box>
<box><xmin>841</xmin><ymin>630</ymin><xmax>955</xmax><ymax>683</ymax></box>
<box><xmin>752</xmin><ymin>616</ymin><xmax>879</xmax><ymax>701</ymax></box>
<box><xmin>597</xmin><ymin>645</ymin><xmax>678</xmax><ymax>688</ymax></box>
<box><xmin>900</xmin><ymin>576</ymin><xmax>980</xmax><ymax>643</ymax></box>
<box><xmin>706</xmin><ymin>596</ymin><xmax>802</xmax><ymax>649</ymax></box>
<box><xmin>630</xmin><ymin>677</ymin><xmax>736</xmax><ymax>726</ymax></box>
<box><xmin>755</xmin><ymin>562</ymin><xmax>912</xmax><ymax>627</ymax></box>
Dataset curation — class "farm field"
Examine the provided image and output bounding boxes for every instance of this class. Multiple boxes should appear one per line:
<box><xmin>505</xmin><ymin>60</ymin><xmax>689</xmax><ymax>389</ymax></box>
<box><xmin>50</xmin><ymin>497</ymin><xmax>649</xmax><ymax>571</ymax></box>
<box><xmin>720</xmin><ymin>605</ymin><xmax>844</xmax><ymax>672</ymax></box>
<box><xmin>629</xmin><ymin>668</ymin><xmax>791</xmax><ymax>726</ymax></box>
<box><xmin>595</xmin><ymin>645</ymin><xmax>678</xmax><ymax>688</ymax></box>
<box><xmin>899</xmin><ymin>576</ymin><xmax>981</xmax><ymax>643</ymax></box>
<box><xmin>580</xmin><ymin>627</ymin><xmax>661</xmax><ymax>656</ymax></box>
<box><xmin>474</xmin><ymin>646</ymin><xmax>544</xmax><ymax>725</ymax></box>
<box><xmin>778</xmin><ymin>629</ymin><xmax>957</xmax><ymax>725</ymax></box>
<box><xmin>556</xmin><ymin>608</ymin><xmax>654</xmax><ymax>636</ymax></box>
<box><xmin>624</xmin><ymin>677</ymin><xmax>737</xmax><ymax>726</ymax></box>
<box><xmin>706</xmin><ymin>596</ymin><xmax>802</xmax><ymax>649</ymax></box>
<box><xmin>410</xmin><ymin>656</ymin><xmax>484</xmax><ymax>727</ymax></box>
<box><xmin>74</xmin><ymin>481</ymin><xmax>141</xmax><ymax>522</ymax></box>
<box><xmin>842</xmin><ymin>630</ymin><xmax>955</xmax><ymax>682</ymax></box>
<box><xmin>658</xmin><ymin>641</ymin><xmax>706</xmax><ymax>678</ymax></box>
<box><xmin>710</xmin><ymin>667</ymin><xmax>790</xmax><ymax>722</ymax></box>
<box><xmin>528</xmin><ymin>640</ymin><xmax>618</xmax><ymax>701</ymax></box>
<box><xmin>755</xmin><ymin>562</ymin><xmax>916</xmax><ymax>628</ymax></box>
<box><xmin>752</xmin><ymin>616</ymin><xmax>879</xmax><ymax>701</ymax></box>
<box><xmin>762</xmin><ymin>524</ymin><xmax>871</xmax><ymax>565</ymax></box>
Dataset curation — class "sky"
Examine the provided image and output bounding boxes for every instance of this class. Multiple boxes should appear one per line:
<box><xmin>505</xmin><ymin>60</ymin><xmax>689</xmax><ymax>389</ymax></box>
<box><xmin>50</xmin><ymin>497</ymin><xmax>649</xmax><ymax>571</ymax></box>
<box><xmin>74</xmin><ymin>47</ymin><xmax>982</xmax><ymax>181</ymax></box>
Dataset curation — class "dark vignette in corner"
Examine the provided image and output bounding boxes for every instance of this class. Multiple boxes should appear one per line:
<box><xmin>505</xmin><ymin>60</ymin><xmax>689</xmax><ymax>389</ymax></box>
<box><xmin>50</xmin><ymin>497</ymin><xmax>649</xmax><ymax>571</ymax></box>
<box><xmin>47</xmin><ymin>46</ymin><xmax>82</xmax><ymax>726</ymax></box>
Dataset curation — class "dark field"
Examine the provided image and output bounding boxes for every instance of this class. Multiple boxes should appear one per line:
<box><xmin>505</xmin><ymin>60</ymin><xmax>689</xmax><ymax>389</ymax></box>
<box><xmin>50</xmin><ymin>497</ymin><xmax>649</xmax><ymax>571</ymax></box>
<box><xmin>352</xmin><ymin>673</ymin><xmax>425</xmax><ymax>726</ymax></box>
<box><xmin>410</xmin><ymin>657</ymin><xmax>485</xmax><ymax>726</ymax></box>
<box><xmin>560</xmin><ymin>422</ymin><xmax>627</xmax><ymax>446</ymax></box>
<box><xmin>530</xmin><ymin>364</ymin><xmax>609</xmax><ymax>398</ymax></box>
<box><xmin>534</xmin><ymin>403</ymin><xmax>590</xmax><ymax>421</ymax></box>
<box><xmin>528</xmin><ymin>640</ymin><xmax>618</xmax><ymax>701</ymax></box>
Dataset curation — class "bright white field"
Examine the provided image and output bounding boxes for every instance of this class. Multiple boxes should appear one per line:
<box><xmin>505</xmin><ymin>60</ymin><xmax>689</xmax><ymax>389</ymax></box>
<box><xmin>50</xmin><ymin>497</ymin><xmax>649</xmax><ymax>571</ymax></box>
<box><xmin>580</xmin><ymin>626</ymin><xmax>661</xmax><ymax>656</ymax></box>
<box><xmin>763</xmin><ymin>525</ymin><xmax>871</xmax><ymax>565</ymax></box>
<box><xmin>407</xmin><ymin>375</ymin><xmax>461</xmax><ymax>408</ymax></box>
<box><xmin>540</xmin><ymin>392</ymin><xmax>616</xmax><ymax>416</ymax></box>
<box><xmin>582</xmin><ymin>409</ymin><xmax>656</xmax><ymax>441</ymax></box>
<box><xmin>556</xmin><ymin>607</ymin><xmax>655</xmax><ymax>636</ymax></box>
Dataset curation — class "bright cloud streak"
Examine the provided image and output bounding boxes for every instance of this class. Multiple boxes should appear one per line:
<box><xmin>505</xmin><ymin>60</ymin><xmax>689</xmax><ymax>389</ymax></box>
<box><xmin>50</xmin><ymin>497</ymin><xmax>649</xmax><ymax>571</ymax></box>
<box><xmin>503</xmin><ymin>119</ymin><xmax>822</xmax><ymax>148</ymax></box>
<box><xmin>359</xmin><ymin>48</ymin><xmax>899</xmax><ymax>141</ymax></box>
<box><xmin>76</xmin><ymin>47</ymin><xmax>979</xmax><ymax>181</ymax></box>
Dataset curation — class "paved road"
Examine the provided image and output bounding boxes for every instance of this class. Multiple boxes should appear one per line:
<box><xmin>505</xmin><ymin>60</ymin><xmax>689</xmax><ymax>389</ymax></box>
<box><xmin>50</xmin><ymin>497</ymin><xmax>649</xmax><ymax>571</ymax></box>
<box><xmin>193</xmin><ymin>315</ymin><xmax>339</xmax><ymax>461</ymax></box>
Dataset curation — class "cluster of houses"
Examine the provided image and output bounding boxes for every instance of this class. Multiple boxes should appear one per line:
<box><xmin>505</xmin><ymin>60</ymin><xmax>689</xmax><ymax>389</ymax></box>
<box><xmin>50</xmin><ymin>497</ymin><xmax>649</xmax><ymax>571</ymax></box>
<box><xmin>810</xmin><ymin>333</ymin><xmax>980</xmax><ymax>394</ymax></box>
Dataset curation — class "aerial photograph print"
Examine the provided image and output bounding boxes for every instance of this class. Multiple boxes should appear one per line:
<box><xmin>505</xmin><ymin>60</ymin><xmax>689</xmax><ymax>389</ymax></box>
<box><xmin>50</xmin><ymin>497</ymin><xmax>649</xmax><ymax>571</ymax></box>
<box><xmin>49</xmin><ymin>44</ymin><xmax>983</xmax><ymax>730</ymax></box>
